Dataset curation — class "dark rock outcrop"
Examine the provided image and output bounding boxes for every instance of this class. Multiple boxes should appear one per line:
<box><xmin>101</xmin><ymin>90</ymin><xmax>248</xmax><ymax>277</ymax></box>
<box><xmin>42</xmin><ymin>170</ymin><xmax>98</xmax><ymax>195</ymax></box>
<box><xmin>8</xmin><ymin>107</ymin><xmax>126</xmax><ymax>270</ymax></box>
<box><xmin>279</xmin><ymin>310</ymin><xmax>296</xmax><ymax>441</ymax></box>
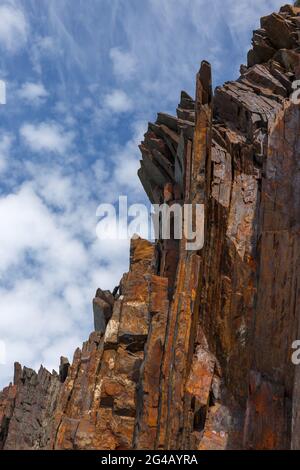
<box><xmin>1</xmin><ymin>3</ymin><xmax>300</xmax><ymax>450</ymax></box>
<box><xmin>93</xmin><ymin>289</ymin><xmax>114</xmax><ymax>333</ymax></box>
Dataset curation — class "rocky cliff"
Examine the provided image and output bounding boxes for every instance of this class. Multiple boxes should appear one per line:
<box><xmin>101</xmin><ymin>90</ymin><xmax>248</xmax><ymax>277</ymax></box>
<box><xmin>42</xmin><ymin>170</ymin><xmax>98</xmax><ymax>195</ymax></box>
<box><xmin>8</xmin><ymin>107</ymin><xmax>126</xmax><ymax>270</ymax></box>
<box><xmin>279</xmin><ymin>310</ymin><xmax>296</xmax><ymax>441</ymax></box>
<box><xmin>1</xmin><ymin>3</ymin><xmax>300</xmax><ymax>450</ymax></box>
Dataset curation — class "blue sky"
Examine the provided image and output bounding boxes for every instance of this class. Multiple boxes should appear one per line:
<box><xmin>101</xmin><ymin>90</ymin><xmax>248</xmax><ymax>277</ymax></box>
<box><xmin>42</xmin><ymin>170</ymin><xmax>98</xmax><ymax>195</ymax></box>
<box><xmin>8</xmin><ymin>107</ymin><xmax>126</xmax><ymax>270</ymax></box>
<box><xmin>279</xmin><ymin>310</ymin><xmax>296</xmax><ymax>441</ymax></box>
<box><xmin>0</xmin><ymin>0</ymin><xmax>284</xmax><ymax>387</ymax></box>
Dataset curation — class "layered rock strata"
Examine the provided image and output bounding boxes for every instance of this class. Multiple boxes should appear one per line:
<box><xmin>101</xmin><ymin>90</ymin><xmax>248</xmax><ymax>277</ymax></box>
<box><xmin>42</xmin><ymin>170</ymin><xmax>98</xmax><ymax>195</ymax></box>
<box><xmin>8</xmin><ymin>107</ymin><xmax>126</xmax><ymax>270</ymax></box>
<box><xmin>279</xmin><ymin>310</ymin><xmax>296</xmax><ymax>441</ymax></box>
<box><xmin>1</xmin><ymin>3</ymin><xmax>300</xmax><ymax>450</ymax></box>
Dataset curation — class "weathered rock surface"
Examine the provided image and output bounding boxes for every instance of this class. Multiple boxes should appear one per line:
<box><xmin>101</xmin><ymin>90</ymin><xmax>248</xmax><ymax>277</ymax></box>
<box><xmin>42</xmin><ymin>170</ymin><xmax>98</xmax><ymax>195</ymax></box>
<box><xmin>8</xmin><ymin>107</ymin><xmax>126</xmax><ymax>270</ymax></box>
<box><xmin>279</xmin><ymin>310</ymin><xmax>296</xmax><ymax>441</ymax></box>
<box><xmin>1</xmin><ymin>3</ymin><xmax>300</xmax><ymax>450</ymax></box>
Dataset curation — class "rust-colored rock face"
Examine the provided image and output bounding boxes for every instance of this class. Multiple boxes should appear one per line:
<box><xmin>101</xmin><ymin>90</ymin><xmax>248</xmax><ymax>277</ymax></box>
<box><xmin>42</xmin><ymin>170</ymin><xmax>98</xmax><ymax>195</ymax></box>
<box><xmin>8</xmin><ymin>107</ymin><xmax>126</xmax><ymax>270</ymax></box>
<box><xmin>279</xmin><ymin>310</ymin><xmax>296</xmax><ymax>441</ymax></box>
<box><xmin>1</xmin><ymin>3</ymin><xmax>300</xmax><ymax>450</ymax></box>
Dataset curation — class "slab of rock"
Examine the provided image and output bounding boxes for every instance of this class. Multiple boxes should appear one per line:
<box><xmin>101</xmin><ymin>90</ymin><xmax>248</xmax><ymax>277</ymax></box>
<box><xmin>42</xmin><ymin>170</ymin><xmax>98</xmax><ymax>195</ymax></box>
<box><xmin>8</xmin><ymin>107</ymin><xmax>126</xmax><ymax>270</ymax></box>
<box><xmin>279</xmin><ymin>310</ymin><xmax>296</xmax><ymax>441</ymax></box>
<box><xmin>261</xmin><ymin>13</ymin><xmax>295</xmax><ymax>49</ymax></box>
<box><xmin>93</xmin><ymin>289</ymin><xmax>114</xmax><ymax>333</ymax></box>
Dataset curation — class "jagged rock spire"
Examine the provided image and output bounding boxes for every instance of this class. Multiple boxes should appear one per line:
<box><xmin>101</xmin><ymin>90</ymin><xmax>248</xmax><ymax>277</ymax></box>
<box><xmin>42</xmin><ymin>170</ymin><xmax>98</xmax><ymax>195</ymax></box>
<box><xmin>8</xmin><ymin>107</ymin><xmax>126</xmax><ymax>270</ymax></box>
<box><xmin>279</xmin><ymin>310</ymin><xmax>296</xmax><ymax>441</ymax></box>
<box><xmin>1</xmin><ymin>4</ymin><xmax>300</xmax><ymax>450</ymax></box>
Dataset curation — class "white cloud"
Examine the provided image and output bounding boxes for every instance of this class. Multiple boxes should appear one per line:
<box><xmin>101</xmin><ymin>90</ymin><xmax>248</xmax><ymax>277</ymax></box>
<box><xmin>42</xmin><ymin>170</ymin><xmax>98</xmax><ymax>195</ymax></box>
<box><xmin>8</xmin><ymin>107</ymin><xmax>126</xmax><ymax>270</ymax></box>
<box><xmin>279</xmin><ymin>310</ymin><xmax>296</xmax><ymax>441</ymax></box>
<box><xmin>110</xmin><ymin>47</ymin><xmax>137</xmax><ymax>80</ymax></box>
<box><xmin>20</xmin><ymin>122</ymin><xmax>75</xmax><ymax>154</ymax></box>
<box><xmin>18</xmin><ymin>82</ymin><xmax>49</xmax><ymax>105</ymax></box>
<box><xmin>30</xmin><ymin>169</ymin><xmax>74</xmax><ymax>210</ymax></box>
<box><xmin>0</xmin><ymin>184</ymin><xmax>74</xmax><ymax>271</ymax></box>
<box><xmin>104</xmin><ymin>89</ymin><xmax>133</xmax><ymax>113</ymax></box>
<box><xmin>0</xmin><ymin>132</ymin><xmax>13</xmax><ymax>173</ymax></box>
<box><xmin>0</xmin><ymin>5</ymin><xmax>28</xmax><ymax>52</ymax></box>
<box><xmin>0</xmin><ymin>178</ymin><xmax>129</xmax><ymax>387</ymax></box>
